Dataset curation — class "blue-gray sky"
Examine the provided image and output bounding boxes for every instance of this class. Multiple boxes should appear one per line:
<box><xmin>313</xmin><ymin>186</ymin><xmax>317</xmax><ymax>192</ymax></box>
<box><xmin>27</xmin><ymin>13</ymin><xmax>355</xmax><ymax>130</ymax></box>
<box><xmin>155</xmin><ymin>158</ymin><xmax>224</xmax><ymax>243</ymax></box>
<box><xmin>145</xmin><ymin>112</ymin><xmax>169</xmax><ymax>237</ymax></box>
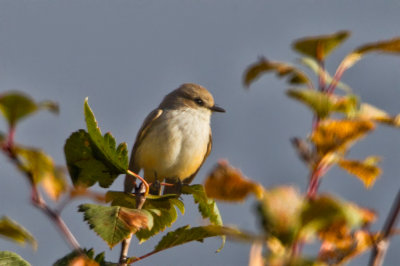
<box><xmin>1</xmin><ymin>1</ymin><xmax>400</xmax><ymax>265</ymax></box>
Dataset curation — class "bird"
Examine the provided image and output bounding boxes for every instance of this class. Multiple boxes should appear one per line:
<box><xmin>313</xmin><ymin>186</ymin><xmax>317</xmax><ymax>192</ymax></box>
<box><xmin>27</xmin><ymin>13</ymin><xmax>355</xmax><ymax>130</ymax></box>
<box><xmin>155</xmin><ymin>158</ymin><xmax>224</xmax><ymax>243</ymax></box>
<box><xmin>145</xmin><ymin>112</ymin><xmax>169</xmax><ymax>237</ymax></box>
<box><xmin>124</xmin><ymin>83</ymin><xmax>225</xmax><ymax>195</ymax></box>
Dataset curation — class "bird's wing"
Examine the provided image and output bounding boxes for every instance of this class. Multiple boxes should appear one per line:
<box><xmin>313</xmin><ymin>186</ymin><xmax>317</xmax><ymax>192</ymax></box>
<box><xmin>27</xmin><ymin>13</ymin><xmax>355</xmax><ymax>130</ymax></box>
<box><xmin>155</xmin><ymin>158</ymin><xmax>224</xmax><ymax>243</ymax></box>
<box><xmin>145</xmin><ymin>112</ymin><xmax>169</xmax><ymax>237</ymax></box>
<box><xmin>124</xmin><ymin>108</ymin><xmax>163</xmax><ymax>192</ymax></box>
<box><xmin>183</xmin><ymin>130</ymin><xmax>212</xmax><ymax>185</ymax></box>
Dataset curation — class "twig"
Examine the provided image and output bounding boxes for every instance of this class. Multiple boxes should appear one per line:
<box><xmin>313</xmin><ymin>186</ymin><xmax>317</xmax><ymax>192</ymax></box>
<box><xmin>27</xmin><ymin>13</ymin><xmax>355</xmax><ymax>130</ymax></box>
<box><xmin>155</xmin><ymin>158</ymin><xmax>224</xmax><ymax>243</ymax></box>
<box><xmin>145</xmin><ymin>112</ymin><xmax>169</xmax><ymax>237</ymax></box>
<box><xmin>369</xmin><ymin>189</ymin><xmax>400</xmax><ymax>266</ymax></box>
<box><xmin>1</xmin><ymin>141</ymin><xmax>81</xmax><ymax>250</ymax></box>
<box><xmin>119</xmin><ymin>182</ymin><xmax>147</xmax><ymax>265</ymax></box>
<box><xmin>127</xmin><ymin>170</ymin><xmax>150</xmax><ymax>196</ymax></box>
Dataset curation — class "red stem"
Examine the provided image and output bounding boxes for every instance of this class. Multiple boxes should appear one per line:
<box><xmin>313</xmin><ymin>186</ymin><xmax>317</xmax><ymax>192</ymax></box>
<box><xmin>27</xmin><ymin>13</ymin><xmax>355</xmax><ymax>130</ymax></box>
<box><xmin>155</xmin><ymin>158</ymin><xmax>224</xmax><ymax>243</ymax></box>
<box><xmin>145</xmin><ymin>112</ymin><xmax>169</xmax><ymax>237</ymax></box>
<box><xmin>1</xmin><ymin>131</ymin><xmax>81</xmax><ymax>251</ymax></box>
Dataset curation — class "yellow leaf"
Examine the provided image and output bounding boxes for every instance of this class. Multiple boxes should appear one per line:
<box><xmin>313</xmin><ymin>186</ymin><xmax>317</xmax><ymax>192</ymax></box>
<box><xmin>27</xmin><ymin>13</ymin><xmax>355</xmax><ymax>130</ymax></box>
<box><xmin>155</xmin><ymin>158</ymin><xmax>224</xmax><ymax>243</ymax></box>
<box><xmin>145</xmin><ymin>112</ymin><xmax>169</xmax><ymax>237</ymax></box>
<box><xmin>338</xmin><ymin>157</ymin><xmax>382</xmax><ymax>188</ymax></box>
<box><xmin>41</xmin><ymin>166</ymin><xmax>68</xmax><ymax>201</ymax></box>
<box><xmin>292</xmin><ymin>31</ymin><xmax>350</xmax><ymax>61</ymax></box>
<box><xmin>243</xmin><ymin>57</ymin><xmax>310</xmax><ymax>87</ymax></box>
<box><xmin>205</xmin><ymin>160</ymin><xmax>264</xmax><ymax>201</ymax></box>
<box><xmin>357</xmin><ymin>103</ymin><xmax>400</xmax><ymax>127</ymax></box>
<box><xmin>319</xmin><ymin>229</ymin><xmax>378</xmax><ymax>264</ymax></box>
<box><xmin>340</xmin><ymin>37</ymin><xmax>400</xmax><ymax>70</ymax></box>
<box><xmin>311</xmin><ymin>119</ymin><xmax>375</xmax><ymax>155</ymax></box>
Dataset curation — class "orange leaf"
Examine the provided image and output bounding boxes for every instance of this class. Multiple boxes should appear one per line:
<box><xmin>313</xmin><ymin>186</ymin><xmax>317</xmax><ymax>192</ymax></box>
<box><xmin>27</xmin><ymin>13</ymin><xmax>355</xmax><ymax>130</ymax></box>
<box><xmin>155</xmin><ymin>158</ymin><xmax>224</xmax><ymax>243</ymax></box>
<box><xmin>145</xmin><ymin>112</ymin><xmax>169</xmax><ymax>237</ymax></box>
<box><xmin>204</xmin><ymin>160</ymin><xmax>264</xmax><ymax>202</ymax></box>
<box><xmin>311</xmin><ymin>119</ymin><xmax>375</xmax><ymax>155</ymax></box>
<box><xmin>243</xmin><ymin>57</ymin><xmax>310</xmax><ymax>87</ymax></box>
<box><xmin>338</xmin><ymin>157</ymin><xmax>382</xmax><ymax>188</ymax></box>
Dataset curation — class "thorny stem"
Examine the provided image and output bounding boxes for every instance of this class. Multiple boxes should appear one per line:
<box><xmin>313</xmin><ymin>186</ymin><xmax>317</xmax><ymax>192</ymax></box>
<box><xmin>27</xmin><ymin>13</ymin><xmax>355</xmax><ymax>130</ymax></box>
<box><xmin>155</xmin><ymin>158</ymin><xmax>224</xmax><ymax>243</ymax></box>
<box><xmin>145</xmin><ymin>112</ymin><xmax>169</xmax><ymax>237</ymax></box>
<box><xmin>119</xmin><ymin>182</ymin><xmax>147</xmax><ymax>266</ymax></box>
<box><xmin>369</xmin><ymin>189</ymin><xmax>400</xmax><ymax>266</ymax></box>
<box><xmin>1</xmin><ymin>131</ymin><xmax>81</xmax><ymax>250</ymax></box>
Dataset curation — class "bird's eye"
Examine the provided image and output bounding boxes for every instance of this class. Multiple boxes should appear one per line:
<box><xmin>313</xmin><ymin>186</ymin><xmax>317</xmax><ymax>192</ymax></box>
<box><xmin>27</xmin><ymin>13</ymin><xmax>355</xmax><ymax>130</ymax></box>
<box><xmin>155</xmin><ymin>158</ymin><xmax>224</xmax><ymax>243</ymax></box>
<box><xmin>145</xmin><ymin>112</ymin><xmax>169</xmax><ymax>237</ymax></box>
<box><xmin>194</xmin><ymin>98</ymin><xmax>204</xmax><ymax>106</ymax></box>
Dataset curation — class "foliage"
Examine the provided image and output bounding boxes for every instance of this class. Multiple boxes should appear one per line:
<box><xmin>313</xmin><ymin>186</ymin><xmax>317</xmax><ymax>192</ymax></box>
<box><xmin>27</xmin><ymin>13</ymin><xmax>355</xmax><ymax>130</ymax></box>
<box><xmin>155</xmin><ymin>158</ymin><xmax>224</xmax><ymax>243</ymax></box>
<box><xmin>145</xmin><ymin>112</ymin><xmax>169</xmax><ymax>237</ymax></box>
<box><xmin>0</xmin><ymin>216</ymin><xmax>37</xmax><ymax>249</ymax></box>
<box><xmin>235</xmin><ymin>30</ymin><xmax>400</xmax><ymax>265</ymax></box>
<box><xmin>0</xmin><ymin>251</ymin><xmax>30</xmax><ymax>266</ymax></box>
<box><xmin>1</xmin><ymin>31</ymin><xmax>400</xmax><ymax>266</ymax></box>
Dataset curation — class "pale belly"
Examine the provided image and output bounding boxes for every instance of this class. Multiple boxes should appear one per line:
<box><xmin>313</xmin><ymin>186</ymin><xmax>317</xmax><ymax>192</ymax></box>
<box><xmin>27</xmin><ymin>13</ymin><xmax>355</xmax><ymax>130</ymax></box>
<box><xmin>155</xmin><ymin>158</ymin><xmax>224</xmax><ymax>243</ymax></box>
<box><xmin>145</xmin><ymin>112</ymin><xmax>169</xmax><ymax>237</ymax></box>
<box><xmin>135</xmin><ymin>108</ymin><xmax>211</xmax><ymax>182</ymax></box>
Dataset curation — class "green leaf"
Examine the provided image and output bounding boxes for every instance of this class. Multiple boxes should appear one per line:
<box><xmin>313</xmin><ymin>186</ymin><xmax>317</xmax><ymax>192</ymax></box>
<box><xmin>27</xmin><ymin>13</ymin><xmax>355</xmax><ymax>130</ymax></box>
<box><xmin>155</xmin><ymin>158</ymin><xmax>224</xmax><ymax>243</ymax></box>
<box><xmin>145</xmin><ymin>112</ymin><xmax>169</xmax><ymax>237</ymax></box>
<box><xmin>256</xmin><ymin>186</ymin><xmax>303</xmax><ymax>246</ymax></box>
<box><xmin>84</xmin><ymin>98</ymin><xmax>128</xmax><ymax>173</ymax></box>
<box><xmin>182</xmin><ymin>184</ymin><xmax>223</xmax><ymax>226</ymax></box>
<box><xmin>292</xmin><ymin>31</ymin><xmax>350</xmax><ymax>61</ymax></box>
<box><xmin>182</xmin><ymin>184</ymin><xmax>225</xmax><ymax>252</ymax></box>
<box><xmin>64</xmin><ymin>130</ymin><xmax>121</xmax><ymax>188</ymax></box>
<box><xmin>129</xmin><ymin>225</ymin><xmax>228</xmax><ymax>263</ymax></box>
<box><xmin>79</xmin><ymin>204</ymin><xmax>152</xmax><ymax>248</ymax></box>
<box><xmin>300</xmin><ymin>195</ymin><xmax>366</xmax><ymax>238</ymax></box>
<box><xmin>0</xmin><ymin>216</ymin><xmax>37</xmax><ymax>249</ymax></box>
<box><xmin>53</xmin><ymin>248</ymin><xmax>116</xmax><ymax>266</ymax></box>
<box><xmin>299</xmin><ymin>57</ymin><xmax>352</xmax><ymax>93</ymax></box>
<box><xmin>0</xmin><ymin>251</ymin><xmax>30</xmax><ymax>266</ymax></box>
<box><xmin>286</xmin><ymin>89</ymin><xmax>358</xmax><ymax>119</ymax></box>
<box><xmin>243</xmin><ymin>57</ymin><xmax>310</xmax><ymax>88</ymax></box>
<box><xmin>154</xmin><ymin>225</ymin><xmax>225</xmax><ymax>251</ymax></box>
<box><xmin>0</xmin><ymin>91</ymin><xmax>58</xmax><ymax>127</ymax></box>
<box><xmin>105</xmin><ymin>191</ymin><xmax>185</xmax><ymax>242</ymax></box>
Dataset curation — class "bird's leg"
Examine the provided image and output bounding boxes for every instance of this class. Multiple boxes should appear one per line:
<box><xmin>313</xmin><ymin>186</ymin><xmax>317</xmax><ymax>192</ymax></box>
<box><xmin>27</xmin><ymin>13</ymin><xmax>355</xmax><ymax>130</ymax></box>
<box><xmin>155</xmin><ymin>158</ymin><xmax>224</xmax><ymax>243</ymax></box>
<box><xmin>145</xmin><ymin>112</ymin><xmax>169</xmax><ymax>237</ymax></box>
<box><xmin>149</xmin><ymin>171</ymin><xmax>162</xmax><ymax>195</ymax></box>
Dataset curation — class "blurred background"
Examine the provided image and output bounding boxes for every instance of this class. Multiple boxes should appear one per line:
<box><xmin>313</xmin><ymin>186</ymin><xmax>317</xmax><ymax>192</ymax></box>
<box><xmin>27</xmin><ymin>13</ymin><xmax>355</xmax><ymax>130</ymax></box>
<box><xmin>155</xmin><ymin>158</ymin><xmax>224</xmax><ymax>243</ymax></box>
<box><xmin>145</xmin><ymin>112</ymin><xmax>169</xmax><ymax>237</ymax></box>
<box><xmin>1</xmin><ymin>1</ymin><xmax>400</xmax><ymax>265</ymax></box>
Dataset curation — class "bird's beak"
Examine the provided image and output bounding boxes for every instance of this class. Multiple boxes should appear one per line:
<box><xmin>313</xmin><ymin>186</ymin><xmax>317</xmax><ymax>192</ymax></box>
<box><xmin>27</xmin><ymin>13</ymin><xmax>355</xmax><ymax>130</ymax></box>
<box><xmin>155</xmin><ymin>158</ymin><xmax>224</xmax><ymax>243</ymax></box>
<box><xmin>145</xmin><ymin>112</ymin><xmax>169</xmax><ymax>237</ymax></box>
<box><xmin>210</xmin><ymin>105</ymin><xmax>225</xmax><ymax>113</ymax></box>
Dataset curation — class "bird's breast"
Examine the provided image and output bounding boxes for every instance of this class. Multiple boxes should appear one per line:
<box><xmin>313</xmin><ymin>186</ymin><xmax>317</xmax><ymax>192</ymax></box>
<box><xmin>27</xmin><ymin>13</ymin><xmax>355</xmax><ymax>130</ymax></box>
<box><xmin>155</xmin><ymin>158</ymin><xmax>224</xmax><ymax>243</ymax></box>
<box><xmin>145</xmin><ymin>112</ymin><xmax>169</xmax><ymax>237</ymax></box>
<box><xmin>135</xmin><ymin>108</ymin><xmax>211</xmax><ymax>181</ymax></box>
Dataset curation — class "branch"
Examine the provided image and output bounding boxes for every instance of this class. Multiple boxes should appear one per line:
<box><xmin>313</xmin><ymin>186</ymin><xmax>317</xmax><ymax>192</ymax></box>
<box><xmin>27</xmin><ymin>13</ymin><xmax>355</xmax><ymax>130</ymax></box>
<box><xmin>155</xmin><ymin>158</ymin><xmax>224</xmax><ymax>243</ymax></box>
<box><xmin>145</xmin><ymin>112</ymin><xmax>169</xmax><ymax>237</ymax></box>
<box><xmin>119</xmin><ymin>182</ymin><xmax>147</xmax><ymax>266</ymax></box>
<box><xmin>1</xmin><ymin>141</ymin><xmax>81</xmax><ymax>250</ymax></box>
<box><xmin>369</xmin><ymin>189</ymin><xmax>400</xmax><ymax>266</ymax></box>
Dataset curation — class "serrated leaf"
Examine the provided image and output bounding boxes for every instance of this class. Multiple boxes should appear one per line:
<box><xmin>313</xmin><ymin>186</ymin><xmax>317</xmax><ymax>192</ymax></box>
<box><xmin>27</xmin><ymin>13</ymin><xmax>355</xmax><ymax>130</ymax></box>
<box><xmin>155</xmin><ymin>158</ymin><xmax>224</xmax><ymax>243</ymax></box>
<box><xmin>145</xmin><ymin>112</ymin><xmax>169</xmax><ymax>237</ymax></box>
<box><xmin>79</xmin><ymin>204</ymin><xmax>151</xmax><ymax>248</ymax></box>
<box><xmin>136</xmin><ymin>196</ymin><xmax>184</xmax><ymax>243</ymax></box>
<box><xmin>311</xmin><ymin>119</ymin><xmax>375</xmax><ymax>155</ymax></box>
<box><xmin>299</xmin><ymin>57</ymin><xmax>352</xmax><ymax>93</ymax></box>
<box><xmin>341</xmin><ymin>37</ymin><xmax>400</xmax><ymax>70</ymax></box>
<box><xmin>256</xmin><ymin>186</ymin><xmax>303</xmax><ymax>246</ymax></box>
<box><xmin>105</xmin><ymin>191</ymin><xmax>185</xmax><ymax>243</ymax></box>
<box><xmin>182</xmin><ymin>184</ymin><xmax>223</xmax><ymax>226</ymax></box>
<box><xmin>338</xmin><ymin>157</ymin><xmax>381</xmax><ymax>188</ymax></box>
<box><xmin>204</xmin><ymin>160</ymin><xmax>263</xmax><ymax>201</ymax></box>
<box><xmin>154</xmin><ymin>225</ymin><xmax>224</xmax><ymax>252</ymax></box>
<box><xmin>182</xmin><ymin>184</ymin><xmax>225</xmax><ymax>251</ymax></box>
<box><xmin>243</xmin><ymin>57</ymin><xmax>310</xmax><ymax>87</ymax></box>
<box><xmin>292</xmin><ymin>31</ymin><xmax>350</xmax><ymax>61</ymax></box>
<box><xmin>0</xmin><ymin>216</ymin><xmax>37</xmax><ymax>250</ymax></box>
<box><xmin>0</xmin><ymin>251</ymin><xmax>30</xmax><ymax>266</ymax></box>
<box><xmin>0</xmin><ymin>91</ymin><xmax>58</xmax><ymax>128</ymax></box>
<box><xmin>287</xmin><ymin>89</ymin><xmax>358</xmax><ymax>119</ymax></box>
<box><xmin>53</xmin><ymin>248</ymin><xmax>116</xmax><ymax>266</ymax></box>
<box><xmin>84</xmin><ymin>98</ymin><xmax>128</xmax><ymax>173</ymax></box>
<box><xmin>64</xmin><ymin>130</ymin><xmax>121</xmax><ymax>188</ymax></box>
<box><xmin>129</xmin><ymin>225</ymin><xmax>228</xmax><ymax>263</ymax></box>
